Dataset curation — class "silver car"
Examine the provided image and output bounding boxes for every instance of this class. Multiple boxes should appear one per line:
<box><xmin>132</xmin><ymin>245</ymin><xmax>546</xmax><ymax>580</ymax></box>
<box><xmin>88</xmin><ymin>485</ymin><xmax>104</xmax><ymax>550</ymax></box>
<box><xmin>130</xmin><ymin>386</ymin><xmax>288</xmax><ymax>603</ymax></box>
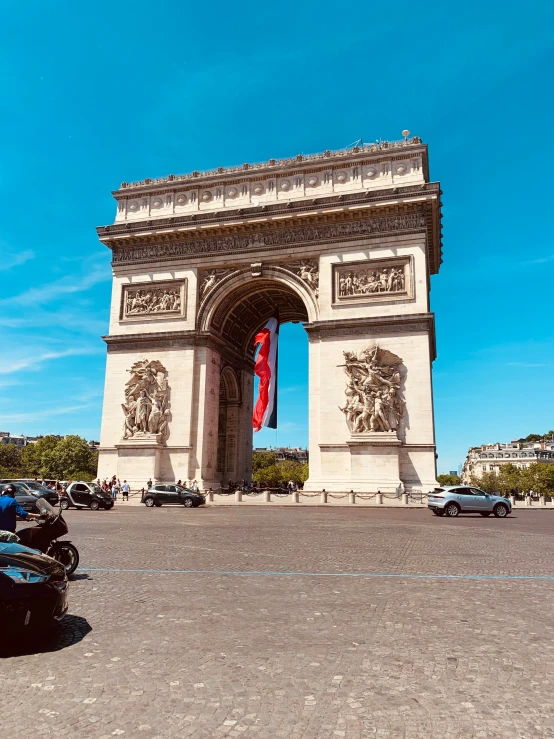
<box><xmin>428</xmin><ymin>486</ymin><xmax>511</xmax><ymax>518</ymax></box>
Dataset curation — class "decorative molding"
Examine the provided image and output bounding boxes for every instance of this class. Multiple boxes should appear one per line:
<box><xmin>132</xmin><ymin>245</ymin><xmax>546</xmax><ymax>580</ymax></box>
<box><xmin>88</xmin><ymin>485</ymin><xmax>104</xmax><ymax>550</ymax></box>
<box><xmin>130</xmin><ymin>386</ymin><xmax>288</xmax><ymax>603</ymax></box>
<box><xmin>111</xmin><ymin>213</ymin><xmax>427</xmax><ymax>265</ymax></box>
<box><xmin>120</xmin><ymin>279</ymin><xmax>186</xmax><ymax>321</ymax></box>
<box><xmin>332</xmin><ymin>256</ymin><xmax>413</xmax><ymax>305</ymax></box>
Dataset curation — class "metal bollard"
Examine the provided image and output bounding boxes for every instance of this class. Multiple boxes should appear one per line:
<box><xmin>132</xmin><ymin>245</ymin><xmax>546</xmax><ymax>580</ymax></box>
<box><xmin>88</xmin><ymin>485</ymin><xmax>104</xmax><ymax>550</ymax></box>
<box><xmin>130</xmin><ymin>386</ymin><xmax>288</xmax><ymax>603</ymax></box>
<box><xmin>235</xmin><ymin>490</ymin><xmax>242</xmax><ymax>502</ymax></box>
<box><xmin>263</xmin><ymin>490</ymin><xmax>271</xmax><ymax>503</ymax></box>
<box><xmin>320</xmin><ymin>492</ymin><xmax>327</xmax><ymax>504</ymax></box>
<box><xmin>349</xmin><ymin>493</ymin><xmax>356</xmax><ymax>504</ymax></box>
<box><xmin>402</xmin><ymin>493</ymin><xmax>409</xmax><ymax>505</ymax></box>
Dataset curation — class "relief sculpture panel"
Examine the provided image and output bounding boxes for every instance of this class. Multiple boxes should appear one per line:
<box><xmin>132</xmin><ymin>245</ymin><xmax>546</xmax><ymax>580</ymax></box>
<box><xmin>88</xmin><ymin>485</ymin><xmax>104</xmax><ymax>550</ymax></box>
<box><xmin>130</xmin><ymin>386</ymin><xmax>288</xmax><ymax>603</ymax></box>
<box><xmin>333</xmin><ymin>257</ymin><xmax>412</xmax><ymax>304</ymax></box>
<box><xmin>339</xmin><ymin>345</ymin><xmax>404</xmax><ymax>434</ymax></box>
<box><xmin>121</xmin><ymin>280</ymin><xmax>186</xmax><ymax>321</ymax></box>
<box><xmin>122</xmin><ymin>359</ymin><xmax>170</xmax><ymax>439</ymax></box>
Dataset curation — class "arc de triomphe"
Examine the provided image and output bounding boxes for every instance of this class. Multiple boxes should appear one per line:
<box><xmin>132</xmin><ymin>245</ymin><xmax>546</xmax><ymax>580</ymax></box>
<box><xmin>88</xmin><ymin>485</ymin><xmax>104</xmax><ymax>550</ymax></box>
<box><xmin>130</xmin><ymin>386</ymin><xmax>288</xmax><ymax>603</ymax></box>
<box><xmin>96</xmin><ymin>138</ymin><xmax>442</xmax><ymax>493</ymax></box>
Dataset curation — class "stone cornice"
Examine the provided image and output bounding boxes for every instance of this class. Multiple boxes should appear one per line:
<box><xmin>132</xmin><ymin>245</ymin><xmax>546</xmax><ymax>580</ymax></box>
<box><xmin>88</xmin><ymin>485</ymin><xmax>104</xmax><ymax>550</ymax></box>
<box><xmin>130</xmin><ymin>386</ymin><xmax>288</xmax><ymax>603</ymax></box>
<box><xmin>99</xmin><ymin>182</ymin><xmax>440</xmax><ymax>239</ymax></box>
<box><xmin>114</xmin><ymin>139</ymin><xmax>427</xmax><ymax>194</ymax></box>
<box><xmin>102</xmin><ymin>329</ymin><xmax>255</xmax><ymax>371</ymax></box>
<box><xmin>305</xmin><ymin>313</ymin><xmax>437</xmax><ymax>360</ymax></box>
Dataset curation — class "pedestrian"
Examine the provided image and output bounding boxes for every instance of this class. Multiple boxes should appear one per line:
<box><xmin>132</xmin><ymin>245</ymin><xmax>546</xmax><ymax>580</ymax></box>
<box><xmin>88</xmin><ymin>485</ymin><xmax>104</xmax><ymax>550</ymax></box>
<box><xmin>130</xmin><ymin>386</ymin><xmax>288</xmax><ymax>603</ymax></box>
<box><xmin>191</xmin><ymin>479</ymin><xmax>199</xmax><ymax>493</ymax></box>
<box><xmin>111</xmin><ymin>480</ymin><xmax>119</xmax><ymax>501</ymax></box>
<box><xmin>177</xmin><ymin>479</ymin><xmax>182</xmax><ymax>486</ymax></box>
<box><xmin>147</xmin><ymin>478</ymin><xmax>153</xmax><ymax>490</ymax></box>
<box><xmin>122</xmin><ymin>480</ymin><xmax>130</xmax><ymax>501</ymax></box>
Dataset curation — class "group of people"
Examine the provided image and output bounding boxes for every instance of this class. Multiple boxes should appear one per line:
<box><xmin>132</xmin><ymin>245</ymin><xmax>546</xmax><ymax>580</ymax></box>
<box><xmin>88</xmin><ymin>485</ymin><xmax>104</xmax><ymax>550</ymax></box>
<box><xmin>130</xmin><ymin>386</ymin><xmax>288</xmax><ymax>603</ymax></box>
<box><xmin>98</xmin><ymin>477</ymin><xmax>130</xmax><ymax>501</ymax></box>
<box><xmin>227</xmin><ymin>479</ymin><xmax>303</xmax><ymax>493</ymax></box>
<box><xmin>125</xmin><ymin>288</ymin><xmax>181</xmax><ymax>315</ymax></box>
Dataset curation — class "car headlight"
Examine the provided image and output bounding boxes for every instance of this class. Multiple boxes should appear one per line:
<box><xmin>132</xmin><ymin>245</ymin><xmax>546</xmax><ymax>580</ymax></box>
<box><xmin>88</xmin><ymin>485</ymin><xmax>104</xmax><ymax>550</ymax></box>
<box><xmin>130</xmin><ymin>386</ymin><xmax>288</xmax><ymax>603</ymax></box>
<box><xmin>0</xmin><ymin>567</ymin><xmax>49</xmax><ymax>584</ymax></box>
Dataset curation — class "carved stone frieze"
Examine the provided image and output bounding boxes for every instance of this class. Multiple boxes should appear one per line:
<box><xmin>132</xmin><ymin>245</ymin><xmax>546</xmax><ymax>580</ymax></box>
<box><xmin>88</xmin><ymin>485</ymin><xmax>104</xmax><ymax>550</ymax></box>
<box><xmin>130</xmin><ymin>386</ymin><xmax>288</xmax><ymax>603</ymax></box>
<box><xmin>121</xmin><ymin>280</ymin><xmax>186</xmax><ymax>321</ymax></box>
<box><xmin>339</xmin><ymin>345</ymin><xmax>404</xmax><ymax>434</ymax></box>
<box><xmin>333</xmin><ymin>257</ymin><xmax>413</xmax><ymax>304</ymax></box>
<box><xmin>122</xmin><ymin>360</ymin><xmax>170</xmax><ymax>440</ymax></box>
<box><xmin>111</xmin><ymin>213</ymin><xmax>427</xmax><ymax>264</ymax></box>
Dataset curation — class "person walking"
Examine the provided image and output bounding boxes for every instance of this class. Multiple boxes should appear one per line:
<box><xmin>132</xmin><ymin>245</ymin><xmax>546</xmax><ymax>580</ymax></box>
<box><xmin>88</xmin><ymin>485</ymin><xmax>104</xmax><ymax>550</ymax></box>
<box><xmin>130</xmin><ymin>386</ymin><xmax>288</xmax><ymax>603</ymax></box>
<box><xmin>147</xmin><ymin>478</ymin><xmax>153</xmax><ymax>490</ymax></box>
<box><xmin>111</xmin><ymin>480</ymin><xmax>119</xmax><ymax>501</ymax></box>
<box><xmin>121</xmin><ymin>480</ymin><xmax>130</xmax><ymax>501</ymax></box>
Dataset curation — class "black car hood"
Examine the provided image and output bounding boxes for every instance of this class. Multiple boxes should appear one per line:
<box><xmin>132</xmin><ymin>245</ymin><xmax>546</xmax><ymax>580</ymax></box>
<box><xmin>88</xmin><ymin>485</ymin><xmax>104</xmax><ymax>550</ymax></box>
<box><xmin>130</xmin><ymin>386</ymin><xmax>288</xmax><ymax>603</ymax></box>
<box><xmin>0</xmin><ymin>542</ymin><xmax>64</xmax><ymax>576</ymax></box>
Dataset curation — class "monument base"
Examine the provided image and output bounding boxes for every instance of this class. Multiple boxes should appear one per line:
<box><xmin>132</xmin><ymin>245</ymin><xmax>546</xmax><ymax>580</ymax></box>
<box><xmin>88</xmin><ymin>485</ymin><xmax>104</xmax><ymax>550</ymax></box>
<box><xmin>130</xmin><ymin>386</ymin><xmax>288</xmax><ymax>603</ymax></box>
<box><xmin>97</xmin><ymin>435</ymin><xmax>165</xmax><ymax>488</ymax></box>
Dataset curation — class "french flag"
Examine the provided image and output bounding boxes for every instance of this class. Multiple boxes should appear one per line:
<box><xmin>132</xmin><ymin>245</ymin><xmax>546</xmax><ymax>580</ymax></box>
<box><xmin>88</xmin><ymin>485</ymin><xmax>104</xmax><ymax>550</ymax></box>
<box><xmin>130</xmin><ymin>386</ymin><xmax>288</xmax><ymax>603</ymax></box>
<box><xmin>252</xmin><ymin>313</ymin><xmax>279</xmax><ymax>432</ymax></box>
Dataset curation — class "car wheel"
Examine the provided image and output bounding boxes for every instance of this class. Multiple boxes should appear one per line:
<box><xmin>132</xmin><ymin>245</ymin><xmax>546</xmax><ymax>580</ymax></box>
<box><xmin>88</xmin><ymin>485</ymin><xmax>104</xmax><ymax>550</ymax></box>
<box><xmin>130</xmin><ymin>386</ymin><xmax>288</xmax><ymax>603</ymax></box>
<box><xmin>106</xmin><ymin>503</ymin><xmax>114</xmax><ymax>510</ymax></box>
<box><xmin>60</xmin><ymin>498</ymin><xmax>70</xmax><ymax>510</ymax></box>
<box><xmin>445</xmin><ymin>502</ymin><xmax>460</xmax><ymax>517</ymax></box>
<box><xmin>494</xmin><ymin>503</ymin><xmax>509</xmax><ymax>518</ymax></box>
<box><xmin>155</xmin><ymin>503</ymin><xmax>162</xmax><ymax>507</ymax></box>
<box><xmin>90</xmin><ymin>500</ymin><xmax>100</xmax><ymax>511</ymax></box>
<box><xmin>144</xmin><ymin>498</ymin><xmax>155</xmax><ymax>507</ymax></box>
<box><xmin>183</xmin><ymin>498</ymin><xmax>194</xmax><ymax>508</ymax></box>
<box><xmin>480</xmin><ymin>512</ymin><xmax>492</xmax><ymax>517</ymax></box>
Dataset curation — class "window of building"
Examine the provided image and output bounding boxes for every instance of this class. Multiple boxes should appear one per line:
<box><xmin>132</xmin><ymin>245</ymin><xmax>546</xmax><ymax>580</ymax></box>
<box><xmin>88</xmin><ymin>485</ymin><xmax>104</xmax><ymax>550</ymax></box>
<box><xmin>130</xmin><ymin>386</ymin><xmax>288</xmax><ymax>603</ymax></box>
<box><xmin>482</xmin><ymin>465</ymin><xmax>486</xmax><ymax>471</ymax></box>
<box><xmin>489</xmin><ymin>465</ymin><xmax>494</xmax><ymax>471</ymax></box>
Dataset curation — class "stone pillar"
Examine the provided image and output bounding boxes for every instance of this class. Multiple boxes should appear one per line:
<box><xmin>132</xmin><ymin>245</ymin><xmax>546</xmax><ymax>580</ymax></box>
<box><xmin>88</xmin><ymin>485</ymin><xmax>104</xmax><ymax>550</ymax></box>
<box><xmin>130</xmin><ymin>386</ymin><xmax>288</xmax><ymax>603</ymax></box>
<box><xmin>540</xmin><ymin>496</ymin><xmax>546</xmax><ymax>507</ymax></box>
<box><xmin>208</xmin><ymin>491</ymin><xmax>214</xmax><ymax>503</ymax></box>
<box><xmin>510</xmin><ymin>495</ymin><xmax>516</xmax><ymax>507</ymax></box>
<box><xmin>349</xmin><ymin>493</ymin><xmax>356</xmax><ymax>504</ymax></box>
<box><xmin>320</xmin><ymin>492</ymin><xmax>327</xmax><ymax>504</ymax></box>
<box><xmin>525</xmin><ymin>495</ymin><xmax>532</xmax><ymax>506</ymax></box>
<box><xmin>376</xmin><ymin>492</ymin><xmax>383</xmax><ymax>505</ymax></box>
<box><xmin>402</xmin><ymin>493</ymin><xmax>409</xmax><ymax>505</ymax></box>
<box><xmin>235</xmin><ymin>490</ymin><xmax>242</xmax><ymax>502</ymax></box>
<box><xmin>292</xmin><ymin>492</ymin><xmax>299</xmax><ymax>503</ymax></box>
<box><xmin>263</xmin><ymin>490</ymin><xmax>271</xmax><ymax>503</ymax></box>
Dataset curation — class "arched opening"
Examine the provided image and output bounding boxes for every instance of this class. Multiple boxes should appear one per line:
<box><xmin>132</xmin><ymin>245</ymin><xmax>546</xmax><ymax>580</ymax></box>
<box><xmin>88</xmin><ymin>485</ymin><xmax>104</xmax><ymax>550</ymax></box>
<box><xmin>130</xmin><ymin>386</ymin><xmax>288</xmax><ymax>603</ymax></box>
<box><xmin>200</xmin><ymin>272</ymin><xmax>315</xmax><ymax>487</ymax></box>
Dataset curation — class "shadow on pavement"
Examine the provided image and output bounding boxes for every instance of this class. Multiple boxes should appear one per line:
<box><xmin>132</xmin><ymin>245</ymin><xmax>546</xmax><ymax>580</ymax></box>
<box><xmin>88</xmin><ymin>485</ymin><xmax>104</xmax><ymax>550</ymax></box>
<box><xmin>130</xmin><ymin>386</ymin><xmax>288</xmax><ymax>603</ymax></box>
<box><xmin>0</xmin><ymin>614</ymin><xmax>92</xmax><ymax>658</ymax></box>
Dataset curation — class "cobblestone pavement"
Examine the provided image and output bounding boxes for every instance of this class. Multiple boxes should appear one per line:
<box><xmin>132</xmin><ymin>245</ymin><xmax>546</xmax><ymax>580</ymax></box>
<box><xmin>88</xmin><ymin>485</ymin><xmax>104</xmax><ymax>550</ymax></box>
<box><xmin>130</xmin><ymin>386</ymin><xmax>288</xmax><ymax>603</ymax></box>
<box><xmin>3</xmin><ymin>507</ymin><xmax>554</xmax><ymax>738</ymax></box>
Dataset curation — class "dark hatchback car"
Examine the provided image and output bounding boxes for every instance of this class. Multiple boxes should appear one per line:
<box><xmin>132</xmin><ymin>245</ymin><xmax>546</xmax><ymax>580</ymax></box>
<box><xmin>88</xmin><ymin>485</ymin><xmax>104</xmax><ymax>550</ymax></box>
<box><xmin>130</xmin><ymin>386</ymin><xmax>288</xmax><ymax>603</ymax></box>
<box><xmin>142</xmin><ymin>484</ymin><xmax>205</xmax><ymax>508</ymax></box>
<box><xmin>0</xmin><ymin>537</ymin><xmax>69</xmax><ymax>630</ymax></box>
<box><xmin>0</xmin><ymin>481</ymin><xmax>59</xmax><ymax>509</ymax></box>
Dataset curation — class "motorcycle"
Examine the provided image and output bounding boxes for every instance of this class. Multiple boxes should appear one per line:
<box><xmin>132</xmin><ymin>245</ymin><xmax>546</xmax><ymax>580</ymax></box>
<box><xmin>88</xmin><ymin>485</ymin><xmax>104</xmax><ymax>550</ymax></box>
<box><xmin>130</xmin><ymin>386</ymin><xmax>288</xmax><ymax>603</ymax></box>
<box><xmin>17</xmin><ymin>498</ymin><xmax>80</xmax><ymax>576</ymax></box>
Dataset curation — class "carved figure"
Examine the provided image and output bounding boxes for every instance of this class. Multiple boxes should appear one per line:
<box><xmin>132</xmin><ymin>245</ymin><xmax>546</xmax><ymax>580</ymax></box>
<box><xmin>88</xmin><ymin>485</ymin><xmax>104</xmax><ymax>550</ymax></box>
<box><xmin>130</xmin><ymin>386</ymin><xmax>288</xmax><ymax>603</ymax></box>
<box><xmin>339</xmin><ymin>345</ymin><xmax>404</xmax><ymax>433</ymax></box>
<box><xmin>289</xmin><ymin>260</ymin><xmax>319</xmax><ymax>298</ymax></box>
<box><xmin>125</xmin><ymin>286</ymin><xmax>181</xmax><ymax>316</ymax></box>
<box><xmin>199</xmin><ymin>269</ymin><xmax>233</xmax><ymax>297</ymax></box>
<box><xmin>338</xmin><ymin>264</ymin><xmax>406</xmax><ymax>298</ymax></box>
<box><xmin>122</xmin><ymin>359</ymin><xmax>170</xmax><ymax>439</ymax></box>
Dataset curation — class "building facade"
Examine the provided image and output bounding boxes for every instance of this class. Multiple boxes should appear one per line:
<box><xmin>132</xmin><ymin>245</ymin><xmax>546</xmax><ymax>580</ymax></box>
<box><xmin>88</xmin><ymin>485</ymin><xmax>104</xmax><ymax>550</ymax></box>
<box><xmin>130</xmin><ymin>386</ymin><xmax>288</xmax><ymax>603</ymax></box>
<box><xmin>96</xmin><ymin>137</ymin><xmax>443</xmax><ymax>493</ymax></box>
<box><xmin>461</xmin><ymin>440</ymin><xmax>554</xmax><ymax>481</ymax></box>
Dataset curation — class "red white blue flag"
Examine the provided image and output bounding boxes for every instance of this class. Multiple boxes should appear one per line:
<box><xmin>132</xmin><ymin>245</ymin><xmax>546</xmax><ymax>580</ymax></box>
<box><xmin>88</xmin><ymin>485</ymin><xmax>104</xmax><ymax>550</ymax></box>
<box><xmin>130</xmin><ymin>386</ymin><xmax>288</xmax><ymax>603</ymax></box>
<box><xmin>252</xmin><ymin>314</ymin><xmax>279</xmax><ymax>432</ymax></box>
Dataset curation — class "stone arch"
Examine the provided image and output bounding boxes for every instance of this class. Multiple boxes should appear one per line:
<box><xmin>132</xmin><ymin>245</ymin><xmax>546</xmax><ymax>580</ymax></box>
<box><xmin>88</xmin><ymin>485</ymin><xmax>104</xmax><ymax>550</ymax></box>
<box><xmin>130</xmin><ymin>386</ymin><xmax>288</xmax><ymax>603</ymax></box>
<box><xmin>220</xmin><ymin>365</ymin><xmax>241</xmax><ymax>402</ymax></box>
<box><xmin>197</xmin><ymin>267</ymin><xmax>318</xmax><ymax>354</ymax></box>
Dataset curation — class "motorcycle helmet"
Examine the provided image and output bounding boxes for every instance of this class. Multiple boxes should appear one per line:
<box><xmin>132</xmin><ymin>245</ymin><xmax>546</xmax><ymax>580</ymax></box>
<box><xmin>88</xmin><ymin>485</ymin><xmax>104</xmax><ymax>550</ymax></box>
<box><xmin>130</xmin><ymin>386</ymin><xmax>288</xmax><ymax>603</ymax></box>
<box><xmin>2</xmin><ymin>483</ymin><xmax>17</xmax><ymax>496</ymax></box>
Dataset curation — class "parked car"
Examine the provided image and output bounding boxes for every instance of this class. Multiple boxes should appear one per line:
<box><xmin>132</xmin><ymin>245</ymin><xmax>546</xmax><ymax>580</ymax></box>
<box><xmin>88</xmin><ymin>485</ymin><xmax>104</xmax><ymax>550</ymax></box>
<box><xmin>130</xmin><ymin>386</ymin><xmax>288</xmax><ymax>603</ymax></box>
<box><xmin>12</xmin><ymin>481</ymin><xmax>59</xmax><ymax>506</ymax></box>
<box><xmin>428</xmin><ymin>486</ymin><xmax>511</xmax><ymax>518</ymax></box>
<box><xmin>0</xmin><ymin>535</ymin><xmax>69</xmax><ymax>630</ymax></box>
<box><xmin>142</xmin><ymin>484</ymin><xmax>206</xmax><ymax>508</ymax></box>
<box><xmin>0</xmin><ymin>482</ymin><xmax>55</xmax><ymax>513</ymax></box>
<box><xmin>61</xmin><ymin>482</ymin><xmax>114</xmax><ymax>511</ymax></box>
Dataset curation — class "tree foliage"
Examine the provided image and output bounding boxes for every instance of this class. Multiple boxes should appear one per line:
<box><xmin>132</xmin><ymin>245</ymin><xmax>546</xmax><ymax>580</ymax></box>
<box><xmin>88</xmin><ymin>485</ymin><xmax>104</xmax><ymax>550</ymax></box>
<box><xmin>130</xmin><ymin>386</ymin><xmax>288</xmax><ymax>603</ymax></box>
<box><xmin>437</xmin><ymin>474</ymin><xmax>461</xmax><ymax>486</ymax></box>
<box><xmin>251</xmin><ymin>451</ymin><xmax>309</xmax><ymax>486</ymax></box>
<box><xmin>0</xmin><ymin>435</ymin><xmax>98</xmax><ymax>480</ymax></box>
<box><xmin>470</xmin><ymin>463</ymin><xmax>554</xmax><ymax>496</ymax></box>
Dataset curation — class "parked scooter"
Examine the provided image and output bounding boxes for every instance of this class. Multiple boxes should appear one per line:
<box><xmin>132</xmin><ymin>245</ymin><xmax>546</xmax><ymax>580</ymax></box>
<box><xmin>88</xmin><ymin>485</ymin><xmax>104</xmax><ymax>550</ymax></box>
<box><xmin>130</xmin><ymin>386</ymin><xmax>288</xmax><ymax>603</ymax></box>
<box><xmin>17</xmin><ymin>498</ymin><xmax>80</xmax><ymax>576</ymax></box>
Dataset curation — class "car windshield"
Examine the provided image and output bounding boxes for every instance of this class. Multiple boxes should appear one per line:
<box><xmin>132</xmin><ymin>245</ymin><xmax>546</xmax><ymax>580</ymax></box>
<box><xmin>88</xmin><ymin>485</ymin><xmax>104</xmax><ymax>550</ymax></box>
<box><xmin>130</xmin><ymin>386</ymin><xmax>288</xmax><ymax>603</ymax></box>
<box><xmin>90</xmin><ymin>485</ymin><xmax>103</xmax><ymax>493</ymax></box>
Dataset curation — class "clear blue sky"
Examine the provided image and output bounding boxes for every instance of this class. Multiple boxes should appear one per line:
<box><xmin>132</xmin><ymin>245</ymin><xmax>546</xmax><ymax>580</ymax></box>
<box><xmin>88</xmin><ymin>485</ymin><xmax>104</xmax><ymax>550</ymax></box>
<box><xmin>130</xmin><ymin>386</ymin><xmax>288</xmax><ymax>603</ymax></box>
<box><xmin>1</xmin><ymin>1</ymin><xmax>553</xmax><ymax>473</ymax></box>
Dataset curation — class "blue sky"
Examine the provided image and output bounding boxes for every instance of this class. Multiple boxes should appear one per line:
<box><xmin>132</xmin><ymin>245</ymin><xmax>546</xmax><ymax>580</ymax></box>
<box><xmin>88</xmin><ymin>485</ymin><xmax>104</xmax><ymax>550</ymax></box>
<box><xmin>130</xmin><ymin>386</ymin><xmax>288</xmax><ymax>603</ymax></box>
<box><xmin>1</xmin><ymin>1</ymin><xmax>553</xmax><ymax>472</ymax></box>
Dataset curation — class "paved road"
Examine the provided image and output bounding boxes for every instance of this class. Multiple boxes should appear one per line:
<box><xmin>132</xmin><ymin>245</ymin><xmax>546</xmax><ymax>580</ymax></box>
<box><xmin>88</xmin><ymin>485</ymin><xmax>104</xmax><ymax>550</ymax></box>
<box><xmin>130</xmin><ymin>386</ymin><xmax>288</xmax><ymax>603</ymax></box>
<box><xmin>3</xmin><ymin>507</ymin><xmax>554</xmax><ymax>738</ymax></box>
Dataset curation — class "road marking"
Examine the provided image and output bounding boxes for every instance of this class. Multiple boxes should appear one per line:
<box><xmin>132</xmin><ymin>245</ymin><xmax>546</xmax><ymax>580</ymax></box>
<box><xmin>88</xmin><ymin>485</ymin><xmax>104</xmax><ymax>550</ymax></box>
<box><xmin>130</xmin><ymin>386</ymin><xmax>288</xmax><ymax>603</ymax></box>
<box><xmin>79</xmin><ymin>567</ymin><xmax>554</xmax><ymax>581</ymax></box>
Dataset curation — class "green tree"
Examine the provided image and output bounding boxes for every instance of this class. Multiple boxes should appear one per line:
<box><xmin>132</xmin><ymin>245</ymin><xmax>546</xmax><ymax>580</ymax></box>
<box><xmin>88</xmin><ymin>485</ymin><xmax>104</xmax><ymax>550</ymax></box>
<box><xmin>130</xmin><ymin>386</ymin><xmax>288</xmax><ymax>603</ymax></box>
<box><xmin>522</xmin><ymin>463</ymin><xmax>554</xmax><ymax>497</ymax></box>
<box><xmin>252</xmin><ymin>451</ymin><xmax>277</xmax><ymax>471</ymax></box>
<box><xmin>20</xmin><ymin>435</ymin><xmax>61</xmax><ymax>477</ymax></box>
<box><xmin>252</xmin><ymin>463</ymin><xmax>283</xmax><ymax>487</ymax></box>
<box><xmin>0</xmin><ymin>444</ymin><xmax>23</xmax><ymax>475</ymax></box>
<box><xmin>437</xmin><ymin>474</ymin><xmax>460</xmax><ymax>486</ymax></box>
<box><xmin>469</xmin><ymin>471</ymin><xmax>499</xmax><ymax>493</ymax></box>
<box><xmin>42</xmin><ymin>435</ymin><xmax>97</xmax><ymax>479</ymax></box>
